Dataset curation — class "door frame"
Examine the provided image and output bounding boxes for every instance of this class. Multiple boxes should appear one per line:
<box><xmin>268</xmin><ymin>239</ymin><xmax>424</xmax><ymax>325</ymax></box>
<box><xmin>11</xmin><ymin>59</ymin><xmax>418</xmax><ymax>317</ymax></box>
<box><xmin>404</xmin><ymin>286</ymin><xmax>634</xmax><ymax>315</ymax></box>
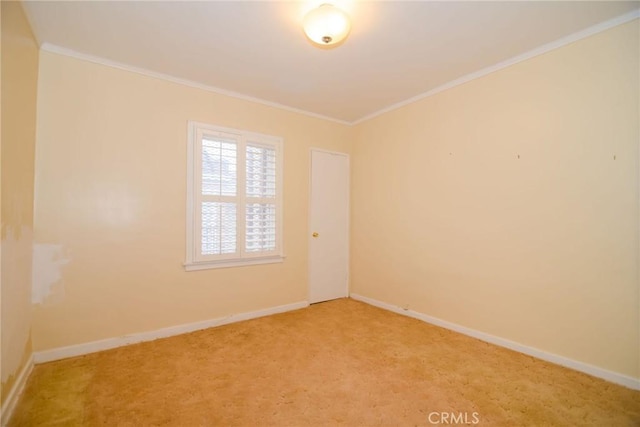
<box><xmin>308</xmin><ymin>148</ymin><xmax>350</xmax><ymax>303</ymax></box>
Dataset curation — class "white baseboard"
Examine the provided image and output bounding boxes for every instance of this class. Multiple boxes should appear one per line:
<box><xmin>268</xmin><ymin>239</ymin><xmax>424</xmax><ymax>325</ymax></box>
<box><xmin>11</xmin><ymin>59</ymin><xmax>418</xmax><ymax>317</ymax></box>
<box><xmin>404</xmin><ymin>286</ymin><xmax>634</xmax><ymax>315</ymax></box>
<box><xmin>1</xmin><ymin>355</ymin><xmax>34</xmax><ymax>427</ymax></box>
<box><xmin>33</xmin><ymin>300</ymin><xmax>309</xmax><ymax>364</ymax></box>
<box><xmin>350</xmin><ymin>293</ymin><xmax>640</xmax><ymax>391</ymax></box>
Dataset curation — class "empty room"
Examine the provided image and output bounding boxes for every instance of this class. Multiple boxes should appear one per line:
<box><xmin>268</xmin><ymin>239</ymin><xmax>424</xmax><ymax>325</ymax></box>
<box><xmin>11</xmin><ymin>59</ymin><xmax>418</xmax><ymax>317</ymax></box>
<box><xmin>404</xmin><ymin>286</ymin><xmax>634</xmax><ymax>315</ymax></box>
<box><xmin>2</xmin><ymin>0</ymin><xmax>639</xmax><ymax>425</ymax></box>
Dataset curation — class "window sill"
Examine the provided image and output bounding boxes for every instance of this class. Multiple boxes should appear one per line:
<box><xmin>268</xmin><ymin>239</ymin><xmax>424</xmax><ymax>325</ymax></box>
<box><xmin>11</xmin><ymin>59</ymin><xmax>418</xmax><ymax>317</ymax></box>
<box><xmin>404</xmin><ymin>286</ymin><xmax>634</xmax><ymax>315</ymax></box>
<box><xmin>184</xmin><ymin>255</ymin><xmax>285</xmax><ymax>271</ymax></box>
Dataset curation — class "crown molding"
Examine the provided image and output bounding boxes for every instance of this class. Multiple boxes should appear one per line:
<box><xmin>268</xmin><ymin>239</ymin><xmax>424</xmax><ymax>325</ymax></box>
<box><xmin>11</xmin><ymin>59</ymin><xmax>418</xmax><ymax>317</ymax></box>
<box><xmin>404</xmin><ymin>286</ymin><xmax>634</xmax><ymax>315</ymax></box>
<box><xmin>39</xmin><ymin>9</ymin><xmax>639</xmax><ymax>127</ymax></box>
<box><xmin>352</xmin><ymin>9</ymin><xmax>640</xmax><ymax>126</ymax></box>
<box><xmin>39</xmin><ymin>43</ymin><xmax>352</xmax><ymax>127</ymax></box>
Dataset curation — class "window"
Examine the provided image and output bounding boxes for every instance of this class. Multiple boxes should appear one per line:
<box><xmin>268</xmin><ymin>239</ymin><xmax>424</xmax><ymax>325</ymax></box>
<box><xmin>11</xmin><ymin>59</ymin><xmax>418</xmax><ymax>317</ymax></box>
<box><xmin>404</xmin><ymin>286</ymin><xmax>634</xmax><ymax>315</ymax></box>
<box><xmin>185</xmin><ymin>121</ymin><xmax>283</xmax><ymax>270</ymax></box>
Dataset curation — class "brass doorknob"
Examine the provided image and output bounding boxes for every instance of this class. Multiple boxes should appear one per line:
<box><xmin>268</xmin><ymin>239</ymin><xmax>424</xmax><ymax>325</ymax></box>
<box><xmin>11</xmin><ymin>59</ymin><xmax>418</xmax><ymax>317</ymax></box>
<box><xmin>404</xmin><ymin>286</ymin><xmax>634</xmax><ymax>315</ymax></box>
<box><xmin>312</xmin><ymin>232</ymin><xmax>319</xmax><ymax>238</ymax></box>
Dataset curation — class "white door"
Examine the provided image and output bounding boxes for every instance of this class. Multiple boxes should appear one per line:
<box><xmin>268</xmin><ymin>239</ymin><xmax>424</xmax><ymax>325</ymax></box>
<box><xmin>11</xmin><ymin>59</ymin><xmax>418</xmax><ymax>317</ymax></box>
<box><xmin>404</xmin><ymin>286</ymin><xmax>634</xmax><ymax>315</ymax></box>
<box><xmin>309</xmin><ymin>149</ymin><xmax>349</xmax><ymax>304</ymax></box>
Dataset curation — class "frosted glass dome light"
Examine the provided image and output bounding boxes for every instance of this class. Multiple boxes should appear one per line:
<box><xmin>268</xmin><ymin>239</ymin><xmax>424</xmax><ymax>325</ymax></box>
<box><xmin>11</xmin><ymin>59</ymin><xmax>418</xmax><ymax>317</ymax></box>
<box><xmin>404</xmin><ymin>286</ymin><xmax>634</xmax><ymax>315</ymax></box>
<box><xmin>303</xmin><ymin>4</ymin><xmax>351</xmax><ymax>47</ymax></box>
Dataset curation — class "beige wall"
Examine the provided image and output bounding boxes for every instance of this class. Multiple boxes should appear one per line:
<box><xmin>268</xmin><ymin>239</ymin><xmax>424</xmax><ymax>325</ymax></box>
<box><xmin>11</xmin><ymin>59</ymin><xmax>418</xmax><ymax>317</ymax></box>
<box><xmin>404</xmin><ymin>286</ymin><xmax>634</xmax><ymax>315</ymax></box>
<box><xmin>351</xmin><ymin>20</ymin><xmax>640</xmax><ymax>379</ymax></box>
<box><xmin>32</xmin><ymin>51</ymin><xmax>352</xmax><ymax>351</ymax></box>
<box><xmin>1</xmin><ymin>1</ymin><xmax>39</xmax><ymax>405</ymax></box>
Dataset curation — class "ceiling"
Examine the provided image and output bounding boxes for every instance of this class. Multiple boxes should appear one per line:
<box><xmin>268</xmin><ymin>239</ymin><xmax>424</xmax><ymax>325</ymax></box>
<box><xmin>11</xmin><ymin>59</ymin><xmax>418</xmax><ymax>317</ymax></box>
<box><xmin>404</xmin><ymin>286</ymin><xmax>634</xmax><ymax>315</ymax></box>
<box><xmin>22</xmin><ymin>1</ymin><xmax>640</xmax><ymax>124</ymax></box>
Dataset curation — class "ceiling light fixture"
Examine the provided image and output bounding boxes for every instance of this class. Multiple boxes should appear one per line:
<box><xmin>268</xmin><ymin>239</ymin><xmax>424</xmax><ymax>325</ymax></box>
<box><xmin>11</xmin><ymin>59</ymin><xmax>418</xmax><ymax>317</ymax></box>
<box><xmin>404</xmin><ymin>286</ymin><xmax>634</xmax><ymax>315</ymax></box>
<box><xmin>303</xmin><ymin>3</ymin><xmax>351</xmax><ymax>48</ymax></box>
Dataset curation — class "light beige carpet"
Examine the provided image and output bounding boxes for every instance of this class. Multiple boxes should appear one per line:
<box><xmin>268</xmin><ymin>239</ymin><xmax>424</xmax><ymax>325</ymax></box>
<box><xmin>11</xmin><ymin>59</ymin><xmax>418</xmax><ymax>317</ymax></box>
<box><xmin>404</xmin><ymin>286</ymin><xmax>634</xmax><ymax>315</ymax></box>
<box><xmin>9</xmin><ymin>298</ymin><xmax>640</xmax><ymax>426</ymax></box>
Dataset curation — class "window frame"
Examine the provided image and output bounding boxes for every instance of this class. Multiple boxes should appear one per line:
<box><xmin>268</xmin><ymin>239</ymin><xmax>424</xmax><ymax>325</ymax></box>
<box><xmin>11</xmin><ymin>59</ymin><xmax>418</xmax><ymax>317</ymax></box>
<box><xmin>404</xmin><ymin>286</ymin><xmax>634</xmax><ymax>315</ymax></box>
<box><xmin>185</xmin><ymin>121</ymin><xmax>284</xmax><ymax>271</ymax></box>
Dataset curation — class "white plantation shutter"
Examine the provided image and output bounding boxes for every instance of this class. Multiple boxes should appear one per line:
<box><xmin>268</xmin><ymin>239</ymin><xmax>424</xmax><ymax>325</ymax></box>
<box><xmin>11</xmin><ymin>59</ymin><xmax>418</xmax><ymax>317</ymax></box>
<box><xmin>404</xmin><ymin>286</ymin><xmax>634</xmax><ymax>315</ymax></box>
<box><xmin>201</xmin><ymin>202</ymin><xmax>237</xmax><ymax>255</ymax></box>
<box><xmin>245</xmin><ymin>144</ymin><xmax>277</xmax><ymax>253</ymax></box>
<box><xmin>200</xmin><ymin>136</ymin><xmax>238</xmax><ymax>256</ymax></box>
<box><xmin>186</xmin><ymin>122</ymin><xmax>283</xmax><ymax>270</ymax></box>
<box><xmin>201</xmin><ymin>138</ymin><xmax>237</xmax><ymax>197</ymax></box>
